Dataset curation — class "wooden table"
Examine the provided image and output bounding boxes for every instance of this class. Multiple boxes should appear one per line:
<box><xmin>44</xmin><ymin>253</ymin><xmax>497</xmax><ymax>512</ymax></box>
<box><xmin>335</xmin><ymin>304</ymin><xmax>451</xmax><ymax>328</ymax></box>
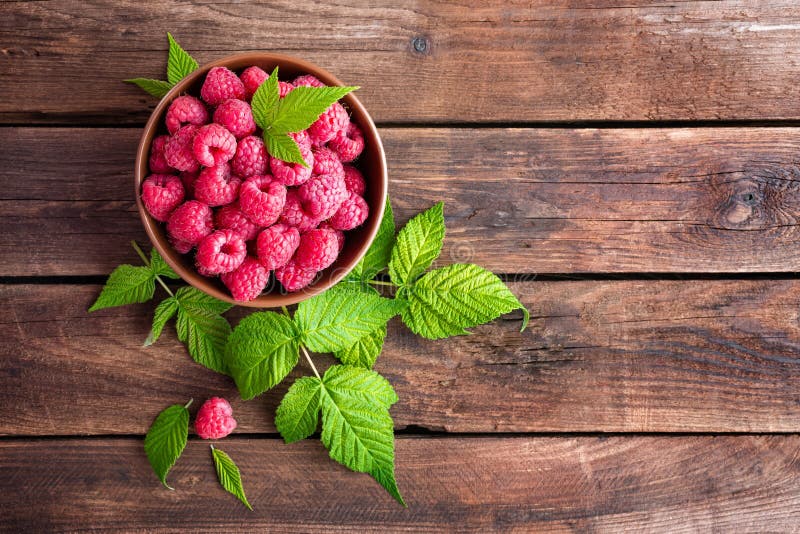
<box><xmin>3</xmin><ymin>1</ymin><xmax>800</xmax><ymax>531</ymax></box>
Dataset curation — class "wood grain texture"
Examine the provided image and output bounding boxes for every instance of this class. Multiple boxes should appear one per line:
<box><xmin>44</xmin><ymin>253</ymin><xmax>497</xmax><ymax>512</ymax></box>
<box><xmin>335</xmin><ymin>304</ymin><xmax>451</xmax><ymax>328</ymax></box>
<box><xmin>4</xmin><ymin>127</ymin><xmax>800</xmax><ymax>275</ymax></box>
<box><xmin>2</xmin><ymin>436</ymin><xmax>799</xmax><ymax>531</ymax></box>
<box><xmin>5</xmin><ymin>1</ymin><xmax>800</xmax><ymax>123</ymax></box>
<box><xmin>3</xmin><ymin>281</ymin><xmax>800</xmax><ymax>436</ymax></box>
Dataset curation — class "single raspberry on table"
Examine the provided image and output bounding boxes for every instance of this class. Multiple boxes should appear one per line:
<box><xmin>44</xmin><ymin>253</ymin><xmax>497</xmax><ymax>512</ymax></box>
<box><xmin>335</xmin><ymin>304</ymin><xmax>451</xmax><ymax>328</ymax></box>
<box><xmin>179</xmin><ymin>170</ymin><xmax>199</xmax><ymax>198</ymax></box>
<box><xmin>328</xmin><ymin>191</ymin><xmax>369</xmax><ymax>231</ymax></box>
<box><xmin>240</xmin><ymin>66</ymin><xmax>268</xmax><ymax>98</ymax></box>
<box><xmin>192</xmin><ymin>123</ymin><xmax>237</xmax><ymax>168</ymax></box>
<box><xmin>165</xmin><ymin>95</ymin><xmax>208</xmax><ymax>135</ymax></box>
<box><xmin>213</xmin><ymin>99</ymin><xmax>256</xmax><ymax>139</ymax></box>
<box><xmin>164</xmin><ymin>124</ymin><xmax>200</xmax><ymax>172</ymax></box>
<box><xmin>308</xmin><ymin>102</ymin><xmax>348</xmax><ymax>146</ymax></box>
<box><xmin>167</xmin><ymin>200</ymin><xmax>213</xmax><ymax>249</ymax></box>
<box><xmin>195</xmin><ymin>397</ymin><xmax>237</xmax><ymax>440</ymax></box>
<box><xmin>196</xmin><ymin>229</ymin><xmax>247</xmax><ymax>275</ymax></box>
<box><xmin>342</xmin><ymin>165</ymin><xmax>366</xmax><ymax>196</ymax></box>
<box><xmin>141</xmin><ymin>174</ymin><xmax>185</xmax><ymax>222</ymax></box>
<box><xmin>294</xmin><ymin>227</ymin><xmax>340</xmax><ymax>271</ymax></box>
<box><xmin>201</xmin><ymin>67</ymin><xmax>246</xmax><ymax>106</ymax></box>
<box><xmin>221</xmin><ymin>256</ymin><xmax>269</xmax><ymax>301</ymax></box>
<box><xmin>293</xmin><ymin>74</ymin><xmax>325</xmax><ymax>88</ymax></box>
<box><xmin>328</xmin><ymin>122</ymin><xmax>365</xmax><ymax>163</ymax></box>
<box><xmin>231</xmin><ymin>135</ymin><xmax>268</xmax><ymax>177</ymax></box>
<box><xmin>193</xmin><ymin>163</ymin><xmax>241</xmax><ymax>207</ymax></box>
<box><xmin>312</xmin><ymin>146</ymin><xmax>344</xmax><ymax>178</ymax></box>
<box><xmin>215</xmin><ymin>203</ymin><xmax>261</xmax><ymax>242</ymax></box>
<box><xmin>298</xmin><ymin>172</ymin><xmax>347</xmax><ymax>220</ymax></box>
<box><xmin>149</xmin><ymin>135</ymin><xmax>173</xmax><ymax>174</ymax></box>
<box><xmin>275</xmin><ymin>260</ymin><xmax>318</xmax><ymax>292</ymax></box>
<box><xmin>256</xmin><ymin>223</ymin><xmax>300</xmax><ymax>270</ymax></box>
<box><xmin>239</xmin><ymin>174</ymin><xmax>287</xmax><ymax>226</ymax></box>
<box><xmin>280</xmin><ymin>190</ymin><xmax>320</xmax><ymax>232</ymax></box>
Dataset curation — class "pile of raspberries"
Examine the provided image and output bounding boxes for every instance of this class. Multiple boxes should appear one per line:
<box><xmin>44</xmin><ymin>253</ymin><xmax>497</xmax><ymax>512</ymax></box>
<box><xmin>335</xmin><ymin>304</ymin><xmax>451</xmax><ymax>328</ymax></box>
<box><xmin>141</xmin><ymin>66</ymin><xmax>368</xmax><ymax>301</ymax></box>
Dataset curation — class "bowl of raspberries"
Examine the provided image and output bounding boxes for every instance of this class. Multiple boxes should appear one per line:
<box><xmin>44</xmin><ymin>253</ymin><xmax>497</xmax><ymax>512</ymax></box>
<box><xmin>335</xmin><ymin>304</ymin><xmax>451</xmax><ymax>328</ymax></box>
<box><xmin>135</xmin><ymin>53</ymin><xmax>387</xmax><ymax>306</ymax></box>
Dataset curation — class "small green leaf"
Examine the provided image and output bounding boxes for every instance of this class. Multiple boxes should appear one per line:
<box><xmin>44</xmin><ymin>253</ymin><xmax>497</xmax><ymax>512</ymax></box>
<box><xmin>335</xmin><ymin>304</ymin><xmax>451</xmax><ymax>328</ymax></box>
<box><xmin>166</xmin><ymin>33</ymin><xmax>198</xmax><ymax>84</ymax></box>
<box><xmin>251</xmin><ymin>67</ymin><xmax>279</xmax><ymax>129</ymax></box>
<box><xmin>175</xmin><ymin>287</ymin><xmax>233</xmax><ymax>375</ymax></box>
<box><xmin>211</xmin><ymin>447</ymin><xmax>253</xmax><ymax>511</ymax></box>
<box><xmin>275</xmin><ymin>376</ymin><xmax>322</xmax><ymax>443</ymax></box>
<box><xmin>334</xmin><ymin>324</ymin><xmax>386</xmax><ymax>369</ymax></box>
<box><xmin>144</xmin><ymin>403</ymin><xmax>190</xmax><ymax>489</ymax></box>
<box><xmin>264</xmin><ymin>130</ymin><xmax>308</xmax><ymax>167</ymax></box>
<box><xmin>89</xmin><ymin>265</ymin><xmax>155</xmax><ymax>312</ymax></box>
<box><xmin>145</xmin><ymin>296</ymin><xmax>178</xmax><ymax>346</ymax></box>
<box><xmin>150</xmin><ymin>248</ymin><xmax>180</xmax><ymax>279</ymax></box>
<box><xmin>225</xmin><ymin>311</ymin><xmax>300</xmax><ymax>400</ymax></box>
<box><xmin>349</xmin><ymin>198</ymin><xmax>396</xmax><ymax>282</ymax></box>
<box><xmin>388</xmin><ymin>202</ymin><xmax>445</xmax><ymax>287</ymax></box>
<box><xmin>270</xmin><ymin>85</ymin><xmax>359</xmax><ymax>134</ymax></box>
<box><xmin>176</xmin><ymin>286</ymin><xmax>233</xmax><ymax>315</ymax></box>
<box><xmin>124</xmin><ymin>78</ymin><xmax>173</xmax><ymax>98</ymax></box>
<box><xmin>323</xmin><ymin>364</ymin><xmax>398</xmax><ymax>409</ymax></box>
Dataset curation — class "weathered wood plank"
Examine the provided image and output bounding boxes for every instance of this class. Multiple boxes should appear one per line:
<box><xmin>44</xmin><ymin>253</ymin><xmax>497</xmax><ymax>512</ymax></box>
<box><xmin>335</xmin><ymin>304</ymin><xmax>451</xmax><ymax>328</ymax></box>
<box><xmin>3</xmin><ymin>281</ymin><xmax>800</xmax><ymax>435</ymax></box>
<box><xmin>5</xmin><ymin>1</ymin><xmax>800</xmax><ymax>123</ymax></box>
<box><xmin>2</xmin><ymin>436</ymin><xmax>799</xmax><ymax>531</ymax></box>
<box><xmin>4</xmin><ymin>127</ymin><xmax>800</xmax><ymax>275</ymax></box>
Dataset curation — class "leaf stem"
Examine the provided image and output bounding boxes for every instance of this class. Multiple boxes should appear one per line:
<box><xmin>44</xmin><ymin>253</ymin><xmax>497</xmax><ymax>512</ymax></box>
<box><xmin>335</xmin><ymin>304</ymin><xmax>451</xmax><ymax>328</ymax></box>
<box><xmin>300</xmin><ymin>345</ymin><xmax>321</xmax><ymax>380</ymax></box>
<box><xmin>368</xmin><ymin>280</ymin><xmax>395</xmax><ymax>287</ymax></box>
<box><xmin>281</xmin><ymin>306</ymin><xmax>291</xmax><ymax>318</ymax></box>
<box><xmin>184</xmin><ymin>398</ymin><xmax>193</xmax><ymax>410</ymax></box>
<box><xmin>131</xmin><ymin>240</ymin><xmax>175</xmax><ymax>298</ymax></box>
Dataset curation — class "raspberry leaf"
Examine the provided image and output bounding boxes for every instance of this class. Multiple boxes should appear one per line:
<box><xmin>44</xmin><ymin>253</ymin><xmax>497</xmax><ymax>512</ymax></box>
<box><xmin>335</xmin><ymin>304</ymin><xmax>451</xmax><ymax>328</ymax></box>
<box><xmin>175</xmin><ymin>287</ymin><xmax>233</xmax><ymax>375</ymax></box>
<box><xmin>270</xmin><ymin>85</ymin><xmax>359</xmax><ymax>134</ymax></box>
<box><xmin>145</xmin><ymin>296</ymin><xmax>178</xmax><ymax>346</ymax></box>
<box><xmin>334</xmin><ymin>324</ymin><xmax>386</xmax><ymax>369</ymax></box>
<box><xmin>275</xmin><ymin>376</ymin><xmax>322</xmax><ymax>443</ymax></box>
<box><xmin>225</xmin><ymin>311</ymin><xmax>300</xmax><ymax>400</ymax></box>
<box><xmin>401</xmin><ymin>263</ymin><xmax>530</xmax><ymax>339</ymax></box>
<box><xmin>124</xmin><ymin>78</ymin><xmax>173</xmax><ymax>98</ymax></box>
<box><xmin>175</xmin><ymin>286</ymin><xmax>233</xmax><ymax>315</ymax></box>
<box><xmin>348</xmin><ymin>197</ymin><xmax>396</xmax><ymax>282</ymax></box>
<box><xmin>88</xmin><ymin>264</ymin><xmax>155</xmax><ymax>312</ymax></box>
<box><xmin>251</xmin><ymin>67</ymin><xmax>280</xmax><ymax>129</ymax></box>
<box><xmin>388</xmin><ymin>202</ymin><xmax>445</xmax><ymax>287</ymax></box>
<box><xmin>211</xmin><ymin>446</ymin><xmax>253</xmax><ymax>511</ymax></box>
<box><xmin>323</xmin><ymin>364</ymin><xmax>398</xmax><ymax>409</ymax></box>
<box><xmin>263</xmin><ymin>130</ymin><xmax>308</xmax><ymax>168</ymax></box>
<box><xmin>150</xmin><ymin>248</ymin><xmax>180</xmax><ymax>279</ymax></box>
<box><xmin>144</xmin><ymin>402</ymin><xmax>190</xmax><ymax>490</ymax></box>
<box><xmin>166</xmin><ymin>33</ymin><xmax>198</xmax><ymax>85</ymax></box>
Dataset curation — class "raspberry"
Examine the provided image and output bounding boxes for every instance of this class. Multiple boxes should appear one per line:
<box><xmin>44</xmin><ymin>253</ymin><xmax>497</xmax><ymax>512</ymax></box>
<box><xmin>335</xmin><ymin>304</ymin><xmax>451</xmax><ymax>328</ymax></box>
<box><xmin>180</xmin><ymin>170</ymin><xmax>199</xmax><ymax>198</ymax></box>
<box><xmin>308</xmin><ymin>102</ymin><xmax>349</xmax><ymax>145</ymax></box>
<box><xmin>312</xmin><ymin>146</ymin><xmax>344</xmax><ymax>178</ymax></box>
<box><xmin>171</xmin><ymin>238</ymin><xmax>194</xmax><ymax>255</ymax></box>
<box><xmin>167</xmin><ymin>200</ymin><xmax>213</xmax><ymax>249</ymax></box>
<box><xmin>342</xmin><ymin>165</ymin><xmax>366</xmax><ymax>196</ymax></box>
<box><xmin>201</xmin><ymin>66</ymin><xmax>246</xmax><ymax>106</ymax></box>
<box><xmin>213</xmin><ymin>99</ymin><xmax>256</xmax><ymax>139</ymax></box>
<box><xmin>164</xmin><ymin>125</ymin><xmax>200</xmax><ymax>172</ymax></box>
<box><xmin>298</xmin><ymin>172</ymin><xmax>347</xmax><ymax>220</ymax></box>
<box><xmin>194</xmin><ymin>397</ymin><xmax>237</xmax><ymax>439</ymax></box>
<box><xmin>192</xmin><ymin>123</ymin><xmax>237</xmax><ymax>168</ymax></box>
<box><xmin>221</xmin><ymin>256</ymin><xmax>269</xmax><ymax>301</ymax></box>
<box><xmin>149</xmin><ymin>135</ymin><xmax>173</xmax><ymax>173</ymax></box>
<box><xmin>294</xmin><ymin>228</ymin><xmax>340</xmax><ymax>271</ymax></box>
<box><xmin>279</xmin><ymin>81</ymin><xmax>295</xmax><ymax>97</ymax></box>
<box><xmin>291</xmin><ymin>130</ymin><xmax>312</xmax><ymax>150</ymax></box>
<box><xmin>319</xmin><ymin>222</ymin><xmax>345</xmax><ymax>252</ymax></box>
<box><xmin>141</xmin><ymin>174</ymin><xmax>185</xmax><ymax>222</ymax></box>
<box><xmin>256</xmin><ymin>223</ymin><xmax>300</xmax><ymax>270</ymax></box>
<box><xmin>240</xmin><ymin>66</ymin><xmax>268</xmax><ymax>98</ymax></box>
<box><xmin>165</xmin><ymin>95</ymin><xmax>208</xmax><ymax>135</ymax></box>
<box><xmin>275</xmin><ymin>260</ymin><xmax>318</xmax><ymax>292</ymax></box>
<box><xmin>194</xmin><ymin>163</ymin><xmax>241</xmax><ymax>207</ymax></box>
<box><xmin>239</xmin><ymin>175</ymin><xmax>287</xmax><ymax>226</ymax></box>
<box><xmin>280</xmin><ymin>190</ymin><xmax>320</xmax><ymax>232</ymax></box>
<box><xmin>215</xmin><ymin>203</ymin><xmax>260</xmax><ymax>242</ymax></box>
<box><xmin>328</xmin><ymin>191</ymin><xmax>369</xmax><ymax>231</ymax></box>
<box><xmin>293</xmin><ymin>74</ymin><xmax>325</xmax><ymax>88</ymax></box>
<box><xmin>196</xmin><ymin>229</ymin><xmax>247</xmax><ymax>275</ymax></box>
<box><xmin>270</xmin><ymin>142</ymin><xmax>314</xmax><ymax>186</ymax></box>
<box><xmin>231</xmin><ymin>135</ymin><xmax>268</xmax><ymax>177</ymax></box>
<box><xmin>328</xmin><ymin>122</ymin><xmax>365</xmax><ymax>163</ymax></box>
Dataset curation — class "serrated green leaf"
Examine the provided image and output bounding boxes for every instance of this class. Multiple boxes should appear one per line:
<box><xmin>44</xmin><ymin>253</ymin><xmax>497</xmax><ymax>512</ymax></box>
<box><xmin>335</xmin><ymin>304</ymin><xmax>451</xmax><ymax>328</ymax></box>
<box><xmin>176</xmin><ymin>286</ymin><xmax>233</xmax><ymax>315</ymax></box>
<box><xmin>296</xmin><ymin>285</ymin><xmax>405</xmax><ymax>353</ymax></box>
<box><xmin>175</xmin><ymin>287</ymin><xmax>232</xmax><ymax>374</ymax></box>
<box><xmin>150</xmin><ymin>248</ymin><xmax>180</xmax><ymax>279</ymax></box>
<box><xmin>145</xmin><ymin>296</ymin><xmax>178</xmax><ymax>346</ymax></box>
<box><xmin>401</xmin><ymin>263</ymin><xmax>529</xmax><ymax>339</ymax></box>
<box><xmin>334</xmin><ymin>324</ymin><xmax>386</xmax><ymax>369</ymax></box>
<box><xmin>348</xmin><ymin>198</ymin><xmax>396</xmax><ymax>282</ymax></box>
<box><xmin>323</xmin><ymin>365</ymin><xmax>398</xmax><ymax>408</ymax></box>
<box><xmin>211</xmin><ymin>447</ymin><xmax>253</xmax><ymax>511</ymax></box>
<box><xmin>225</xmin><ymin>312</ymin><xmax>300</xmax><ymax>400</ymax></box>
<box><xmin>388</xmin><ymin>202</ymin><xmax>445</xmax><ymax>287</ymax></box>
<box><xmin>144</xmin><ymin>403</ymin><xmax>189</xmax><ymax>489</ymax></box>
<box><xmin>275</xmin><ymin>376</ymin><xmax>322</xmax><ymax>443</ymax></box>
<box><xmin>270</xmin><ymin>85</ymin><xmax>359</xmax><ymax>134</ymax></box>
<box><xmin>166</xmin><ymin>33</ymin><xmax>198</xmax><ymax>84</ymax></box>
<box><xmin>251</xmin><ymin>66</ymin><xmax>279</xmax><ymax>130</ymax></box>
<box><xmin>89</xmin><ymin>264</ymin><xmax>155</xmax><ymax>312</ymax></box>
<box><xmin>319</xmin><ymin>365</ymin><xmax>404</xmax><ymax>505</ymax></box>
<box><xmin>125</xmin><ymin>78</ymin><xmax>173</xmax><ymax>98</ymax></box>
<box><xmin>264</xmin><ymin>130</ymin><xmax>308</xmax><ymax>167</ymax></box>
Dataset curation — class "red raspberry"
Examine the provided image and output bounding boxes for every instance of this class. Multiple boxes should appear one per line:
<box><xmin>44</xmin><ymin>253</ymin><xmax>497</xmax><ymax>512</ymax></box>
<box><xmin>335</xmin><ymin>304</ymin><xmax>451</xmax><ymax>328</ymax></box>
<box><xmin>192</xmin><ymin>123</ymin><xmax>237</xmax><ymax>168</ymax></box>
<box><xmin>165</xmin><ymin>95</ymin><xmax>208</xmax><ymax>135</ymax></box>
<box><xmin>342</xmin><ymin>165</ymin><xmax>366</xmax><ymax>196</ymax></box>
<box><xmin>149</xmin><ymin>135</ymin><xmax>173</xmax><ymax>173</ymax></box>
<box><xmin>275</xmin><ymin>260</ymin><xmax>318</xmax><ymax>292</ymax></box>
<box><xmin>221</xmin><ymin>256</ymin><xmax>269</xmax><ymax>301</ymax></box>
<box><xmin>215</xmin><ymin>203</ymin><xmax>260</xmax><ymax>242</ymax></box>
<box><xmin>308</xmin><ymin>102</ymin><xmax>349</xmax><ymax>146</ymax></box>
<box><xmin>256</xmin><ymin>223</ymin><xmax>300</xmax><ymax>270</ymax></box>
<box><xmin>293</xmin><ymin>74</ymin><xmax>325</xmax><ymax>88</ymax></box>
<box><xmin>279</xmin><ymin>81</ymin><xmax>295</xmax><ymax>97</ymax></box>
<box><xmin>240</xmin><ymin>66</ymin><xmax>268</xmax><ymax>98</ymax></box>
<box><xmin>171</xmin><ymin>238</ymin><xmax>194</xmax><ymax>255</ymax></box>
<box><xmin>298</xmin><ymin>172</ymin><xmax>347</xmax><ymax>220</ymax></box>
<box><xmin>213</xmin><ymin>99</ymin><xmax>256</xmax><ymax>139</ymax></box>
<box><xmin>291</xmin><ymin>130</ymin><xmax>312</xmax><ymax>150</ymax></box>
<box><xmin>319</xmin><ymin>222</ymin><xmax>345</xmax><ymax>252</ymax></box>
<box><xmin>201</xmin><ymin>67</ymin><xmax>246</xmax><ymax>106</ymax></box>
<box><xmin>195</xmin><ymin>397</ymin><xmax>237</xmax><ymax>439</ymax></box>
<box><xmin>194</xmin><ymin>163</ymin><xmax>241</xmax><ymax>207</ymax></box>
<box><xmin>312</xmin><ymin>146</ymin><xmax>344</xmax><ymax>178</ymax></box>
<box><xmin>165</xmin><ymin>125</ymin><xmax>200</xmax><ymax>172</ymax></box>
<box><xmin>196</xmin><ymin>229</ymin><xmax>247</xmax><ymax>275</ymax></box>
<box><xmin>295</xmin><ymin>228</ymin><xmax>340</xmax><ymax>271</ymax></box>
<box><xmin>180</xmin><ymin>170</ymin><xmax>199</xmax><ymax>198</ymax></box>
<box><xmin>141</xmin><ymin>174</ymin><xmax>185</xmax><ymax>222</ymax></box>
<box><xmin>167</xmin><ymin>200</ymin><xmax>213</xmax><ymax>249</ymax></box>
<box><xmin>328</xmin><ymin>192</ymin><xmax>369</xmax><ymax>231</ymax></box>
<box><xmin>231</xmin><ymin>135</ymin><xmax>268</xmax><ymax>177</ymax></box>
<box><xmin>271</xmin><ymin>143</ymin><xmax>314</xmax><ymax>186</ymax></box>
<box><xmin>328</xmin><ymin>122</ymin><xmax>365</xmax><ymax>163</ymax></box>
<box><xmin>239</xmin><ymin>175</ymin><xmax>287</xmax><ymax>226</ymax></box>
<box><xmin>280</xmin><ymin>190</ymin><xmax>320</xmax><ymax>232</ymax></box>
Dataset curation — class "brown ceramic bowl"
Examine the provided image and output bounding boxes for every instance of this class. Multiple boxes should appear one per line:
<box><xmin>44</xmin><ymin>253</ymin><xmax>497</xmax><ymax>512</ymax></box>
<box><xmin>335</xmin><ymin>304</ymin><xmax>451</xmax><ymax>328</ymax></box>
<box><xmin>134</xmin><ymin>53</ymin><xmax>387</xmax><ymax>307</ymax></box>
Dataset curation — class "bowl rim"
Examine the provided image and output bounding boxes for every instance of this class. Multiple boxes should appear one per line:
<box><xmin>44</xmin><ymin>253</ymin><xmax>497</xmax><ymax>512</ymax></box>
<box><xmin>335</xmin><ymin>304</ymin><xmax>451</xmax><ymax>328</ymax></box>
<box><xmin>134</xmin><ymin>52</ymin><xmax>387</xmax><ymax>307</ymax></box>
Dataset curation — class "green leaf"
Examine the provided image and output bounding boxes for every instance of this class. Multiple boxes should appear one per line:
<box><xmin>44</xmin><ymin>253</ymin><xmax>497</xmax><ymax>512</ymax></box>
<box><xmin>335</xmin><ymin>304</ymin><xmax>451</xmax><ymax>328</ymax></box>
<box><xmin>264</xmin><ymin>130</ymin><xmax>308</xmax><ymax>167</ymax></box>
<box><xmin>124</xmin><ymin>78</ymin><xmax>173</xmax><ymax>98</ymax></box>
<box><xmin>176</xmin><ymin>286</ymin><xmax>233</xmax><ymax>315</ymax></box>
<box><xmin>211</xmin><ymin>447</ymin><xmax>253</xmax><ymax>511</ymax></box>
<box><xmin>388</xmin><ymin>202</ymin><xmax>445</xmax><ymax>287</ymax></box>
<box><xmin>334</xmin><ymin>324</ymin><xmax>386</xmax><ymax>369</ymax></box>
<box><xmin>401</xmin><ymin>263</ymin><xmax>530</xmax><ymax>339</ymax></box>
<box><xmin>296</xmin><ymin>285</ymin><xmax>405</xmax><ymax>353</ymax></box>
<box><xmin>144</xmin><ymin>403</ymin><xmax>189</xmax><ymax>489</ymax></box>
<box><xmin>225</xmin><ymin>312</ymin><xmax>300</xmax><ymax>400</ymax></box>
<box><xmin>251</xmin><ymin>67</ymin><xmax>279</xmax><ymax>130</ymax></box>
<box><xmin>270</xmin><ymin>85</ymin><xmax>359</xmax><ymax>134</ymax></box>
<box><xmin>166</xmin><ymin>33</ymin><xmax>198</xmax><ymax>84</ymax></box>
<box><xmin>89</xmin><ymin>265</ymin><xmax>155</xmax><ymax>312</ymax></box>
<box><xmin>175</xmin><ymin>287</ymin><xmax>233</xmax><ymax>375</ymax></box>
<box><xmin>150</xmin><ymin>248</ymin><xmax>180</xmax><ymax>279</ymax></box>
<box><xmin>275</xmin><ymin>376</ymin><xmax>322</xmax><ymax>443</ymax></box>
<box><xmin>319</xmin><ymin>365</ymin><xmax>404</xmax><ymax>505</ymax></box>
<box><xmin>145</xmin><ymin>296</ymin><xmax>178</xmax><ymax>346</ymax></box>
<box><xmin>349</xmin><ymin>198</ymin><xmax>396</xmax><ymax>282</ymax></box>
